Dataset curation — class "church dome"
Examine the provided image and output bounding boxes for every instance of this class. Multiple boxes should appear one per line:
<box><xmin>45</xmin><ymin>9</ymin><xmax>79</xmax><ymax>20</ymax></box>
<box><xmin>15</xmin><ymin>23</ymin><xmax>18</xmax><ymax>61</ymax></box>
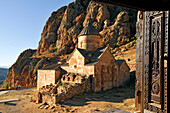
<box><xmin>78</xmin><ymin>24</ymin><xmax>100</xmax><ymax>37</ymax></box>
<box><xmin>78</xmin><ymin>23</ymin><xmax>101</xmax><ymax>52</ymax></box>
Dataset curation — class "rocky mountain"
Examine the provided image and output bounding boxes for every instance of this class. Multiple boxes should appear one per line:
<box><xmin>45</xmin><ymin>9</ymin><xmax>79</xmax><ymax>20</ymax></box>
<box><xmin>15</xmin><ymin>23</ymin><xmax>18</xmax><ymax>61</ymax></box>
<box><xmin>0</xmin><ymin>68</ymin><xmax>8</xmax><ymax>87</ymax></box>
<box><xmin>0</xmin><ymin>68</ymin><xmax>8</xmax><ymax>80</ymax></box>
<box><xmin>6</xmin><ymin>0</ymin><xmax>137</xmax><ymax>89</ymax></box>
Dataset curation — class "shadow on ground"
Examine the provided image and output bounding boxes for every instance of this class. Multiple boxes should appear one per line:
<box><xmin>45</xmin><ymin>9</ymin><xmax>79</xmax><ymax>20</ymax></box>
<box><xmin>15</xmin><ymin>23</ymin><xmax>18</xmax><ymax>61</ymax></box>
<box><xmin>4</xmin><ymin>102</ymin><xmax>17</xmax><ymax>106</ymax></box>
<box><xmin>63</xmin><ymin>71</ymin><xmax>135</xmax><ymax>106</ymax></box>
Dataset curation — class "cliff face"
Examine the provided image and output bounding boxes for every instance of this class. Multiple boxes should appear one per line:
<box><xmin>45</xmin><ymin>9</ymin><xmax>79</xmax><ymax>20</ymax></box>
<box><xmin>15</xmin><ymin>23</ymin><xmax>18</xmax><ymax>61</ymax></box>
<box><xmin>0</xmin><ymin>68</ymin><xmax>8</xmax><ymax>87</ymax></box>
<box><xmin>0</xmin><ymin>68</ymin><xmax>8</xmax><ymax>81</ymax></box>
<box><xmin>6</xmin><ymin>0</ymin><xmax>137</xmax><ymax>88</ymax></box>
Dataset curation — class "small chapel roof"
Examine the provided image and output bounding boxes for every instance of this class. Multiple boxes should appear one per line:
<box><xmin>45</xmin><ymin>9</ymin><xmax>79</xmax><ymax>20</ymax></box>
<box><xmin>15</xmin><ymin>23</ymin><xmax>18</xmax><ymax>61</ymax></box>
<box><xmin>91</xmin><ymin>46</ymin><xmax>108</xmax><ymax>59</ymax></box>
<box><xmin>78</xmin><ymin>24</ymin><xmax>100</xmax><ymax>37</ymax></box>
<box><xmin>39</xmin><ymin>64</ymin><xmax>67</xmax><ymax>75</ymax></box>
<box><xmin>115</xmin><ymin>59</ymin><xmax>130</xmax><ymax>70</ymax></box>
<box><xmin>39</xmin><ymin>64</ymin><xmax>61</xmax><ymax>70</ymax></box>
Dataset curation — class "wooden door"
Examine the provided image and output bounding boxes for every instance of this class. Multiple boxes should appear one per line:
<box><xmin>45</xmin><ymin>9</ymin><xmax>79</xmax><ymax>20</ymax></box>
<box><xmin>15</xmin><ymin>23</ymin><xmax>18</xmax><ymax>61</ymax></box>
<box><xmin>144</xmin><ymin>11</ymin><xmax>168</xmax><ymax>113</ymax></box>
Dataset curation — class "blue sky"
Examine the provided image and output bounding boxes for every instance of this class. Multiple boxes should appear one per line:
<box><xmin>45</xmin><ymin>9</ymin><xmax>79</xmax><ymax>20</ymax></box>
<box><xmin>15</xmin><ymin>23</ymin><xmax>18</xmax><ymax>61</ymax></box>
<box><xmin>0</xmin><ymin>0</ymin><xmax>74</xmax><ymax>68</ymax></box>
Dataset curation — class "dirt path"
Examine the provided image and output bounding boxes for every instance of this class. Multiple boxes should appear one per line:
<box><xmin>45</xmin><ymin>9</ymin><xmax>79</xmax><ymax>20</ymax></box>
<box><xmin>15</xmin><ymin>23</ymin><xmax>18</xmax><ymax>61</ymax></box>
<box><xmin>0</xmin><ymin>88</ymin><xmax>50</xmax><ymax>113</ymax></box>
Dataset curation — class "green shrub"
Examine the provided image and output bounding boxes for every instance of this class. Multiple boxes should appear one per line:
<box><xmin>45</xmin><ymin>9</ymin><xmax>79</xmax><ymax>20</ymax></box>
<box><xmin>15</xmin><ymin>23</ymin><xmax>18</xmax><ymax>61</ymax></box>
<box><xmin>131</xmin><ymin>34</ymin><xmax>138</xmax><ymax>41</ymax></box>
<box><xmin>4</xmin><ymin>82</ymin><xmax>8</xmax><ymax>89</ymax></box>
<box><xmin>58</xmin><ymin>16</ymin><xmax>62</xmax><ymax>19</ymax></box>
<box><xmin>48</xmin><ymin>48</ymin><xmax>57</xmax><ymax>53</ymax></box>
<box><xmin>116</xmin><ymin>42</ymin><xmax>120</xmax><ymax>46</ymax></box>
<box><xmin>126</xmin><ymin>43</ymin><xmax>132</xmax><ymax>48</ymax></box>
<box><xmin>124</xmin><ymin>38</ymin><xmax>129</xmax><ymax>42</ymax></box>
<box><xmin>134</xmin><ymin>43</ymin><xmax>136</xmax><ymax>47</ymax></box>
<box><xmin>48</xmin><ymin>49</ymin><xmax>52</xmax><ymax>53</ymax></box>
<box><xmin>54</xmin><ymin>47</ymin><xmax>58</xmax><ymax>53</ymax></box>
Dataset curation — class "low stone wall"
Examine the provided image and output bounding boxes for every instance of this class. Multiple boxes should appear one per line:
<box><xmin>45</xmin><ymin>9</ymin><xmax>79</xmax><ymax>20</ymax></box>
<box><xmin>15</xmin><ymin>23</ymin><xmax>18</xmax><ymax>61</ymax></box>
<box><xmin>42</xmin><ymin>93</ymin><xmax>57</xmax><ymax>105</ymax></box>
<box><xmin>34</xmin><ymin>76</ymin><xmax>92</xmax><ymax>105</ymax></box>
<box><xmin>57</xmin><ymin>76</ymin><xmax>91</xmax><ymax>101</ymax></box>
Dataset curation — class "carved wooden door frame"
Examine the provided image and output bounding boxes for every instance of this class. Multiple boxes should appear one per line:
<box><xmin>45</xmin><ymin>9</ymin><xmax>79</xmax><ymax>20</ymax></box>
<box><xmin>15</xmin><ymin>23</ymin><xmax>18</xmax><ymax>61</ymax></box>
<box><xmin>144</xmin><ymin>11</ymin><xmax>168</xmax><ymax>113</ymax></box>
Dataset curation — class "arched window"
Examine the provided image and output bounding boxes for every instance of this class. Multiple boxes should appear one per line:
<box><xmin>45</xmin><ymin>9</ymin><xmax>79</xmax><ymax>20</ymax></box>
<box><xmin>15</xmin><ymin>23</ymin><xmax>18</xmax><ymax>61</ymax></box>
<box><xmin>63</xmin><ymin>76</ymin><xmax>65</xmax><ymax>81</ymax></box>
<box><xmin>73</xmin><ymin>75</ymin><xmax>76</xmax><ymax>81</ymax></box>
<box><xmin>68</xmin><ymin>77</ymin><xmax>70</xmax><ymax>81</ymax></box>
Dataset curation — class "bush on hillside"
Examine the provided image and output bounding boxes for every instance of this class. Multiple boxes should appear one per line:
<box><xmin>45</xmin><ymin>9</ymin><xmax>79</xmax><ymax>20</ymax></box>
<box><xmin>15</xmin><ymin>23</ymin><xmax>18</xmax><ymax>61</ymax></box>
<box><xmin>4</xmin><ymin>82</ymin><xmax>8</xmax><ymax>89</ymax></box>
<box><xmin>131</xmin><ymin>34</ymin><xmax>137</xmax><ymax>41</ymax></box>
<box><xmin>116</xmin><ymin>42</ymin><xmax>121</xmax><ymax>46</ymax></box>
<box><xmin>126</xmin><ymin>43</ymin><xmax>132</xmax><ymax>48</ymax></box>
<box><xmin>133</xmin><ymin>43</ymin><xmax>136</xmax><ymax>47</ymax></box>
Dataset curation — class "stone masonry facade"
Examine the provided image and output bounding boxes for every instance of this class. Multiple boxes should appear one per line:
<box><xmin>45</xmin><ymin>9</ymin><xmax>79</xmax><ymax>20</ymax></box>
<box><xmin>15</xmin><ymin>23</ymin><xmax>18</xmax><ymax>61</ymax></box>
<box><xmin>34</xmin><ymin>24</ymin><xmax>130</xmax><ymax>106</ymax></box>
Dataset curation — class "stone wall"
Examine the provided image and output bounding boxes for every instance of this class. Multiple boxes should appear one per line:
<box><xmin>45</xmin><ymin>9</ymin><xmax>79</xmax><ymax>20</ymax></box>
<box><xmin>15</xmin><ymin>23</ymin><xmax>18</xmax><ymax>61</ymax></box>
<box><xmin>69</xmin><ymin>49</ymin><xmax>85</xmax><ymax>66</ymax></box>
<box><xmin>93</xmin><ymin>47</ymin><xmax>117</xmax><ymax>92</ymax></box>
<box><xmin>61</xmin><ymin>73</ymin><xmax>88</xmax><ymax>84</ymax></box>
<box><xmin>78</xmin><ymin>35</ymin><xmax>101</xmax><ymax>52</ymax></box>
<box><xmin>113</xmin><ymin>66</ymin><xmax>119</xmax><ymax>87</ymax></box>
<box><xmin>37</xmin><ymin>70</ymin><xmax>60</xmax><ymax>90</ymax></box>
<box><xmin>62</xmin><ymin>65</ymin><xmax>94</xmax><ymax>75</ymax></box>
<box><xmin>57</xmin><ymin>75</ymin><xmax>91</xmax><ymax>101</ymax></box>
<box><xmin>42</xmin><ymin>93</ymin><xmax>57</xmax><ymax>105</ymax></box>
<box><xmin>118</xmin><ymin>61</ymin><xmax>130</xmax><ymax>86</ymax></box>
<box><xmin>36</xmin><ymin>75</ymin><xmax>92</xmax><ymax>105</ymax></box>
<box><xmin>93</xmin><ymin>47</ymin><xmax>130</xmax><ymax>92</ymax></box>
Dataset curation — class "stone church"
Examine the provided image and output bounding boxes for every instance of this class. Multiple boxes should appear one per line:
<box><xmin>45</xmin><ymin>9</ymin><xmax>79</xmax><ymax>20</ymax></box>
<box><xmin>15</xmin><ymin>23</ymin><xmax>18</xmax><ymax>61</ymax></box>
<box><xmin>37</xmin><ymin>23</ymin><xmax>130</xmax><ymax>103</ymax></box>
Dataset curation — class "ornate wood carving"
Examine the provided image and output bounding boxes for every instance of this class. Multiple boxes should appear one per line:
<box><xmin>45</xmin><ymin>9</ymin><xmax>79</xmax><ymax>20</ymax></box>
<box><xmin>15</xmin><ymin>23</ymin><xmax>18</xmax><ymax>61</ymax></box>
<box><xmin>150</xmin><ymin>14</ymin><xmax>162</xmax><ymax>104</ymax></box>
<box><xmin>144</xmin><ymin>11</ymin><xmax>168</xmax><ymax>113</ymax></box>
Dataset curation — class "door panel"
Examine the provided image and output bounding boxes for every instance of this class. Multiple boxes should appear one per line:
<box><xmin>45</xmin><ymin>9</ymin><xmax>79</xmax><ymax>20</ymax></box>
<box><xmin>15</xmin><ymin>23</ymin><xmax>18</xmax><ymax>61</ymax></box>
<box><xmin>144</xmin><ymin>11</ymin><xmax>168</xmax><ymax>113</ymax></box>
<box><xmin>150</xmin><ymin>15</ymin><xmax>163</xmax><ymax>104</ymax></box>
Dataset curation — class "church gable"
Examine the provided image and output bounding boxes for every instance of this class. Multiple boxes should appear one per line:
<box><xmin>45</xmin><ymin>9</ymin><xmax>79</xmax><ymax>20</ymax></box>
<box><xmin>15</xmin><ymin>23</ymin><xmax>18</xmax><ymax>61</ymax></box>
<box><xmin>98</xmin><ymin>47</ymin><xmax>115</xmax><ymax>64</ymax></box>
<box><xmin>69</xmin><ymin>48</ymin><xmax>85</xmax><ymax>67</ymax></box>
<box><xmin>115</xmin><ymin>60</ymin><xmax>130</xmax><ymax>72</ymax></box>
<box><xmin>120</xmin><ymin>61</ymin><xmax>130</xmax><ymax>71</ymax></box>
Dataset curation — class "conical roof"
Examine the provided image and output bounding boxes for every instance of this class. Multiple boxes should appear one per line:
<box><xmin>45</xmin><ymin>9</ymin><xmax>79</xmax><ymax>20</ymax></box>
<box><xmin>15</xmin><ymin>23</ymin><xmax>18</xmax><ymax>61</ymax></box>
<box><xmin>78</xmin><ymin>24</ymin><xmax>100</xmax><ymax>37</ymax></box>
